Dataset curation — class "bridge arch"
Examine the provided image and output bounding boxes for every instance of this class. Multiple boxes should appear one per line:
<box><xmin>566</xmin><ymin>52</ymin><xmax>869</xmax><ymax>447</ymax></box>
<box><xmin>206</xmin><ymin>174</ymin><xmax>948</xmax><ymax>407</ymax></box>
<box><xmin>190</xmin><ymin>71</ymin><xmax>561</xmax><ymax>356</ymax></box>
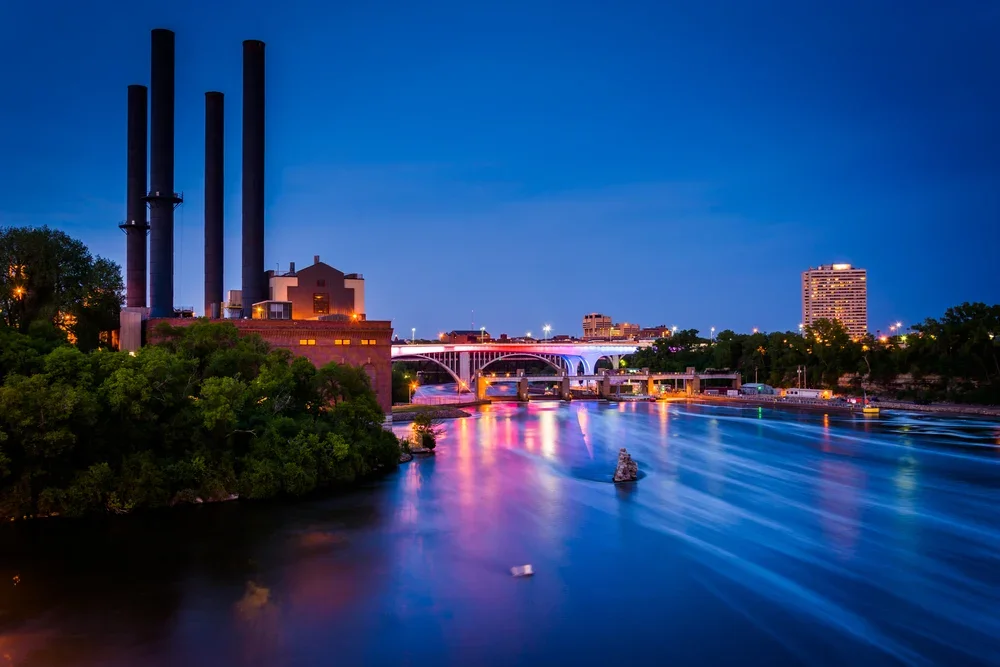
<box><xmin>480</xmin><ymin>353</ymin><xmax>565</xmax><ymax>375</ymax></box>
<box><xmin>392</xmin><ymin>354</ymin><xmax>463</xmax><ymax>386</ymax></box>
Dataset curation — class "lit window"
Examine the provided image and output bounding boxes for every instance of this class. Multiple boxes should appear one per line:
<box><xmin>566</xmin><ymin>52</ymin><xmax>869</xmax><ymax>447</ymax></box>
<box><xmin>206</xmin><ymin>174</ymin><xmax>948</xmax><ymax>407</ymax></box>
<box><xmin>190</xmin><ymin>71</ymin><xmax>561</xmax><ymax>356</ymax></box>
<box><xmin>299</xmin><ymin>339</ymin><xmax>316</xmax><ymax>346</ymax></box>
<box><xmin>313</xmin><ymin>293</ymin><xmax>329</xmax><ymax>314</ymax></box>
<box><xmin>335</xmin><ymin>339</ymin><xmax>351</xmax><ymax>346</ymax></box>
<box><xmin>360</xmin><ymin>339</ymin><xmax>378</xmax><ymax>346</ymax></box>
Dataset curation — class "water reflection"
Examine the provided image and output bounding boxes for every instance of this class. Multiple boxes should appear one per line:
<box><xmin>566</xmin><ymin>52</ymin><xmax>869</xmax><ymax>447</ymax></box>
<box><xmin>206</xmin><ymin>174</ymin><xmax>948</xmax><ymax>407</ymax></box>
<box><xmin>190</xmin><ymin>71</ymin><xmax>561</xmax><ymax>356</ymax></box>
<box><xmin>1</xmin><ymin>403</ymin><xmax>999</xmax><ymax>666</ymax></box>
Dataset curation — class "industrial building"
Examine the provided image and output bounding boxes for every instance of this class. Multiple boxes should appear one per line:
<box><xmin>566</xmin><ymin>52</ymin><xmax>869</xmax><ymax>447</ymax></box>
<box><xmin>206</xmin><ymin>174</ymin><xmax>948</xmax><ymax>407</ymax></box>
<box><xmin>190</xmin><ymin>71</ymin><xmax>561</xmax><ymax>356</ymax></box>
<box><xmin>118</xmin><ymin>29</ymin><xmax>393</xmax><ymax>411</ymax></box>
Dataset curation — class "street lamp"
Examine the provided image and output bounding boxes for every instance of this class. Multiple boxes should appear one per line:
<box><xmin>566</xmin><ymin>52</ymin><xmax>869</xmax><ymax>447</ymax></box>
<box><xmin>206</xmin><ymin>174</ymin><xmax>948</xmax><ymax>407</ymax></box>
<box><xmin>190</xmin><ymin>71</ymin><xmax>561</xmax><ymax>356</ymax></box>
<box><xmin>543</xmin><ymin>324</ymin><xmax>551</xmax><ymax>341</ymax></box>
<box><xmin>672</xmin><ymin>326</ymin><xmax>678</xmax><ymax>334</ymax></box>
<box><xmin>710</xmin><ymin>326</ymin><xmax>715</xmax><ymax>342</ymax></box>
<box><xmin>411</xmin><ymin>327</ymin><xmax>416</xmax><ymax>343</ymax></box>
<box><xmin>526</xmin><ymin>331</ymin><xmax>532</xmax><ymax>339</ymax></box>
<box><xmin>479</xmin><ymin>326</ymin><xmax>485</xmax><ymax>343</ymax></box>
<box><xmin>409</xmin><ymin>382</ymin><xmax>417</xmax><ymax>403</ymax></box>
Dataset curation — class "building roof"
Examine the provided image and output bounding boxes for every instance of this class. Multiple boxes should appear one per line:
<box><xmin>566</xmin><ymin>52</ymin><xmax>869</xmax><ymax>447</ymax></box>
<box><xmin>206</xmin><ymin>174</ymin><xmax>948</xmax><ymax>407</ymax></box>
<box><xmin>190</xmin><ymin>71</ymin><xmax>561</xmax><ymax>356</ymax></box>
<box><xmin>447</xmin><ymin>330</ymin><xmax>490</xmax><ymax>336</ymax></box>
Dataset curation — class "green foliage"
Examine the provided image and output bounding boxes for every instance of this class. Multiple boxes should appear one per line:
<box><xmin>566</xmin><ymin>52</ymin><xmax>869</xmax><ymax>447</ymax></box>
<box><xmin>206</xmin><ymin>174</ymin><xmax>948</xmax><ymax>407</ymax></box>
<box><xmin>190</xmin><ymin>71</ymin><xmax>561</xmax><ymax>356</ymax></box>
<box><xmin>0</xmin><ymin>319</ymin><xmax>397</xmax><ymax>519</ymax></box>
<box><xmin>628</xmin><ymin>304</ymin><xmax>1000</xmax><ymax>403</ymax></box>
<box><xmin>0</xmin><ymin>226</ymin><xmax>124</xmax><ymax>350</ymax></box>
<box><xmin>411</xmin><ymin>412</ymin><xmax>441</xmax><ymax>450</ymax></box>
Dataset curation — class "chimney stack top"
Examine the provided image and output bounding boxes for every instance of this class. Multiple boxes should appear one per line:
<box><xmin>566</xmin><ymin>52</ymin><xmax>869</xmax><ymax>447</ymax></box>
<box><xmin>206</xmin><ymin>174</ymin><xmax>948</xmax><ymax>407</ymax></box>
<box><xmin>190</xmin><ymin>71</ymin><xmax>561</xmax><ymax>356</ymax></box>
<box><xmin>314</xmin><ymin>255</ymin><xmax>320</xmax><ymax>265</ymax></box>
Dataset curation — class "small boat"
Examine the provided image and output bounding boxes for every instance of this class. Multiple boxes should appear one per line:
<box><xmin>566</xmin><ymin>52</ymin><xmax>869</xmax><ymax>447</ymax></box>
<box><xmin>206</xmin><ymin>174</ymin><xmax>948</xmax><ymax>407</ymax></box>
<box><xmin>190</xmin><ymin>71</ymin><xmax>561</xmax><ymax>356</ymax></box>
<box><xmin>860</xmin><ymin>388</ymin><xmax>879</xmax><ymax>415</ymax></box>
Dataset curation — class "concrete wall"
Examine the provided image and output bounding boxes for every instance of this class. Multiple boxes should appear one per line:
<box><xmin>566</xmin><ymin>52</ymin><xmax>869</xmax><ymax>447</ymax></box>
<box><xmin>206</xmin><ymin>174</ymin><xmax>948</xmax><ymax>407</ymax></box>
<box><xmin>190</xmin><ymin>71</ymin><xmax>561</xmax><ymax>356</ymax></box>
<box><xmin>344</xmin><ymin>277</ymin><xmax>365</xmax><ymax>317</ymax></box>
<box><xmin>147</xmin><ymin>317</ymin><xmax>394</xmax><ymax>412</ymax></box>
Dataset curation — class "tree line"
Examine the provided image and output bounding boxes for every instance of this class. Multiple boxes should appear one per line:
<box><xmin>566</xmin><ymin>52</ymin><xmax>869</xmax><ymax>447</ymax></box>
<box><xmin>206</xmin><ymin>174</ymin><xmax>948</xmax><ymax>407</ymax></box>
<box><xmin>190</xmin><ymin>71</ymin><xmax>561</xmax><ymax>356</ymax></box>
<box><xmin>0</xmin><ymin>225</ymin><xmax>410</xmax><ymax>519</ymax></box>
<box><xmin>627</xmin><ymin>303</ymin><xmax>1000</xmax><ymax>404</ymax></box>
<box><xmin>0</xmin><ymin>320</ymin><xmax>402</xmax><ymax>519</ymax></box>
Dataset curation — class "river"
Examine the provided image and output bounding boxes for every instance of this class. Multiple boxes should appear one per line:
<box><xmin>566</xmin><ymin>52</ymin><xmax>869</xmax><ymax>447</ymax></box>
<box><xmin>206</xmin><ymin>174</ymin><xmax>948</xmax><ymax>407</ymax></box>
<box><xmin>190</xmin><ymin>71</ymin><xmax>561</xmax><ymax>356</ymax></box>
<box><xmin>1</xmin><ymin>401</ymin><xmax>999</xmax><ymax>666</ymax></box>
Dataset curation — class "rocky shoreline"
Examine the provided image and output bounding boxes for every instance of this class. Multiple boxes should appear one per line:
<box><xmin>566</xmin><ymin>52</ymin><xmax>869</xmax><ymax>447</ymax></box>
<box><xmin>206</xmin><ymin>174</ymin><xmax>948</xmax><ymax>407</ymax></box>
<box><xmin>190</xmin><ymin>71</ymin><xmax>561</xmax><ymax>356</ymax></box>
<box><xmin>391</xmin><ymin>407</ymin><xmax>473</xmax><ymax>422</ymax></box>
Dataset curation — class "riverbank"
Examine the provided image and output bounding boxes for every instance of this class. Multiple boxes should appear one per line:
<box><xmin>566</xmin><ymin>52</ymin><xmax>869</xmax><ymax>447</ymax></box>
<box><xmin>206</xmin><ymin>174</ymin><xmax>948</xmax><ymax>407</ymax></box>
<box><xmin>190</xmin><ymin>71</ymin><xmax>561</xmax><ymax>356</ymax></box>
<box><xmin>694</xmin><ymin>394</ymin><xmax>1000</xmax><ymax>418</ymax></box>
<box><xmin>390</xmin><ymin>403</ymin><xmax>481</xmax><ymax>422</ymax></box>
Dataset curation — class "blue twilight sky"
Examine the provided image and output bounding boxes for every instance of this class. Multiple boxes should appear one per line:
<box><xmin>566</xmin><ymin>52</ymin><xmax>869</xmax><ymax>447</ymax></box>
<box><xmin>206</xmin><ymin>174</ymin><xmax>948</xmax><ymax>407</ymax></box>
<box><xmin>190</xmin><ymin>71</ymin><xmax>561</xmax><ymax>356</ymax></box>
<box><xmin>1</xmin><ymin>1</ymin><xmax>998</xmax><ymax>338</ymax></box>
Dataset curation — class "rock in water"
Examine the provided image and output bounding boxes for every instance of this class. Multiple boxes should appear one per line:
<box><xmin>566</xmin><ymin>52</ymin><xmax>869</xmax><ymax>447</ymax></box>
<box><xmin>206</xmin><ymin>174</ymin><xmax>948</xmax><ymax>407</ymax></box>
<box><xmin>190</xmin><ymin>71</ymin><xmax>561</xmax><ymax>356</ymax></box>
<box><xmin>511</xmin><ymin>564</ymin><xmax>534</xmax><ymax>577</ymax></box>
<box><xmin>613</xmin><ymin>448</ymin><xmax>638</xmax><ymax>482</ymax></box>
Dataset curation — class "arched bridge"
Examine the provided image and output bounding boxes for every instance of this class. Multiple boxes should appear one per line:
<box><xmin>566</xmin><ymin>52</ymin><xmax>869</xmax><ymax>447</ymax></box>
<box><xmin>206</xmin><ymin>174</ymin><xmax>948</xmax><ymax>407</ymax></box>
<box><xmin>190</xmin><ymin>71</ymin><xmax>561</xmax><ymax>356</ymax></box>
<box><xmin>391</xmin><ymin>342</ymin><xmax>652</xmax><ymax>388</ymax></box>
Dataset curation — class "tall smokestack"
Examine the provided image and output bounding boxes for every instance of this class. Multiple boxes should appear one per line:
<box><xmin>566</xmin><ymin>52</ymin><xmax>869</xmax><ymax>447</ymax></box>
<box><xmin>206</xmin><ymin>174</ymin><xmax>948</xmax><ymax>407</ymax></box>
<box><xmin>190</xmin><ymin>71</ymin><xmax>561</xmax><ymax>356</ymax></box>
<box><xmin>121</xmin><ymin>84</ymin><xmax>148</xmax><ymax>308</ymax></box>
<box><xmin>204</xmin><ymin>91</ymin><xmax>224</xmax><ymax>318</ymax></box>
<box><xmin>241</xmin><ymin>39</ymin><xmax>266</xmax><ymax>315</ymax></box>
<box><xmin>148</xmin><ymin>28</ymin><xmax>182</xmax><ymax>318</ymax></box>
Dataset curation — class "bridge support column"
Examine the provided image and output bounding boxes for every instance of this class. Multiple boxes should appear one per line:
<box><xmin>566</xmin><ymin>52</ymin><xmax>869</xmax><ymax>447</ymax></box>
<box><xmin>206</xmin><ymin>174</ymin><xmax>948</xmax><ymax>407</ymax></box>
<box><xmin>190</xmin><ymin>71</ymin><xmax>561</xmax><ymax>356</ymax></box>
<box><xmin>561</xmin><ymin>377</ymin><xmax>571</xmax><ymax>400</ymax></box>
<box><xmin>475</xmin><ymin>374</ymin><xmax>488</xmax><ymax>401</ymax></box>
<box><xmin>599</xmin><ymin>375</ymin><xmax>612</xmax><ymax>399</ymax></box>
<box><xmin>733</xmin><ymin>375</ymin><xmax>742</xmax><ymax>390</ymax></box>
<box><xmin>459</xmin><ymin>351</ymin><xmax>471</xmax><ymax>389</ymax></box>
<box><xmin>647</xmin><ymin>377</ymin><xmax>655</xmax><ymax>396</ymax></box>
<box><xmin>518</xmin><ymin>377</ymin><xmax>529</xmax><ymax>402</ymax></box>
<box><xmin>688</xmin><ymin>376</ymin><xmax>700</xmax><ymax>395</ymax></box>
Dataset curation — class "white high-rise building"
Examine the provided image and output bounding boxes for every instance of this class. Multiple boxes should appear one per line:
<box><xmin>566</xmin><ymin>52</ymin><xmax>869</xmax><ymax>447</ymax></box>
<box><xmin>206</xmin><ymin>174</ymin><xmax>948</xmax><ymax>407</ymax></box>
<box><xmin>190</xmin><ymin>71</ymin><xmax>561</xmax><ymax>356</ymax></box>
<box><xmin>801</xmin><ymin>264</ymin><xmax>868</xmax><ymax>339</ymax></box>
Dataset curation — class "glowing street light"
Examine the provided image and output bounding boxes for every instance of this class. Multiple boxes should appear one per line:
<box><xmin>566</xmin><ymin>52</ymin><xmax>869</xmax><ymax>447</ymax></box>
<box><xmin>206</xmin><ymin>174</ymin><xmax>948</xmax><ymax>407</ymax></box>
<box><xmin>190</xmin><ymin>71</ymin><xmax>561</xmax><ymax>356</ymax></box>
<box><xmin>672</xmin><ymin>326</ymin><xmax>678</xmax><ymax>334</ymax></box>
<box><xmin>710</xmin><ymin>326</ymin><xmax>715</xmax><ymax>342</ymax></box>
<box><xmin>479</xmin><ymin>326</ymin><xmax>486</xmax><ymax>343</ymax></box>
<box><xmin>526</xmin><ymin>331</ymin><xmax>532</xmax><ymax>339</ymax></box>
<box><xmin>409</xmin><ymin>381</ymin><xmax>418</xmax><ymax>403</ymax></box>
<box><xmin>543</xmin><ymin>324</ymin><xmax>552</xmax><ymax>341</ymax></box>
<box><xmin>752</xmin><ymin>327</ymin><xmax>759</xmax><ymax>334</ymax></box>
<box><xmin>411</xmin><ymin>327</ymin><xmax>416</xmax><ymax>343</ymax></box>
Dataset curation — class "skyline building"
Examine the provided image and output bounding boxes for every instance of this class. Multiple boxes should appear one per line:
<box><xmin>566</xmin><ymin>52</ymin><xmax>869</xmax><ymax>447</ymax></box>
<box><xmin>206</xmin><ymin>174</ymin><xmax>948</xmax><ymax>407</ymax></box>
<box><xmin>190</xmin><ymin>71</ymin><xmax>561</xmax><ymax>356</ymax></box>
<box><xmin>802</xmin><ymin>264</ymin><xmax>868</xmax><ymax>339</ymax></box>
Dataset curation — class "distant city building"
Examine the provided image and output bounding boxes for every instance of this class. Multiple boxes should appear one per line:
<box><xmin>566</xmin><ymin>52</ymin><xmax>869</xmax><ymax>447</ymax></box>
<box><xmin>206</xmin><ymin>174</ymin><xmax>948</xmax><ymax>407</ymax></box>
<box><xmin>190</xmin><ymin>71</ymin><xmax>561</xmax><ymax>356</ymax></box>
<box><xmin>802</xmin><ymin>264</ymin><xmax>867</xmax><ymax>339</ymax></box>
<box><xmin>582</xmin><ymin>313</ymin><xmax>612</xmax><ymax>339</ymax></box>
<box><xmin>638</xmin><ymin>325</ymin><xmax>671</xmax><ymax>340</ymax></box>
<box><xmin>610</xmin><ymin>322</ymin><xmax>639</xmax><ymax>339</ymax></box>
<box><xmin>444</xmin><ymin>330</ymin><xmax>492</xmax><ymax>344</ymax></box>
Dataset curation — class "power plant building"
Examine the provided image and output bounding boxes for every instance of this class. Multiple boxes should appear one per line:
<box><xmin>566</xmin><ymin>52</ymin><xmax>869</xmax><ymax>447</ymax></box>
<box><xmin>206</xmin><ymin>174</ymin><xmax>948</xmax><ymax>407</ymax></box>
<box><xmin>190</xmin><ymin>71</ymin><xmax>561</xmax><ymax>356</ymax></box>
<box><xmin>119</xmin><ymin>29</ymin><xmax>393</xmax><ymax>411</ymax></box>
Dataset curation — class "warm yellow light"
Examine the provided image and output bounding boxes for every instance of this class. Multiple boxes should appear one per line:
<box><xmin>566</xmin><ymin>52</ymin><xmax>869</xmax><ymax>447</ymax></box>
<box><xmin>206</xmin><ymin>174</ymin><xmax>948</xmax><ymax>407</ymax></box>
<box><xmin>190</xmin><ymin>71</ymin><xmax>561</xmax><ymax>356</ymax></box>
<box><xmin>831</xmin><ymin>263</ymin><xmax>851</xmax><ymax>270</ymax></box>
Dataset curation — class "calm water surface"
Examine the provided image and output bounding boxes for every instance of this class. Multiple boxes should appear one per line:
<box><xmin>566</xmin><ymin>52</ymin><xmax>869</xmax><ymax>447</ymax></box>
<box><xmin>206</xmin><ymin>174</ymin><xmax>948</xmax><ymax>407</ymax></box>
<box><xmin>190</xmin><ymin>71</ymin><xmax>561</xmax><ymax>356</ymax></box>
<box><xmin>2</xmin><ymin>401</ymin><xmax>999</xmax><ymax>667</ymax></box>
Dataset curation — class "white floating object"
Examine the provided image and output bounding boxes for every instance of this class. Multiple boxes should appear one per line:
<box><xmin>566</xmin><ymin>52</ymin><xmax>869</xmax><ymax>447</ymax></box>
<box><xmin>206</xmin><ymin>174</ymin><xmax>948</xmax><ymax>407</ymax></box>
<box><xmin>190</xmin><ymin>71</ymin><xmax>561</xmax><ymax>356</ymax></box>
<box><xmin>510</xmin><ymin>564</ymin><xmax>534</xmax><ymax>577</ymax></box>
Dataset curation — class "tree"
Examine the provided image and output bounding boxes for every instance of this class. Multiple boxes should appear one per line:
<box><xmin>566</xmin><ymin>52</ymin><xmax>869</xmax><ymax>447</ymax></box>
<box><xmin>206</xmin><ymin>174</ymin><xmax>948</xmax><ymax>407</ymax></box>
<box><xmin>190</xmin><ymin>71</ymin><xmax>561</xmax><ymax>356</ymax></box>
<box><xmin>0</xmin><ymin>226</ymin><xmax>123</xmax><ymax>350</ymax></box>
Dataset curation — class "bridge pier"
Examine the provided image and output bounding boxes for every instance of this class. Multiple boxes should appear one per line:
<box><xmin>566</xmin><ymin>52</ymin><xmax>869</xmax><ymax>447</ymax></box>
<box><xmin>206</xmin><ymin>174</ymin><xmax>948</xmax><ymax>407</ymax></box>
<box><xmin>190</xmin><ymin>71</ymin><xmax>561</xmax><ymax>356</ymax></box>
<box><xmin>517</xmin><ymin>377</ymin><xmax>529</xmax><ymax>401</ymax></box>
<box><xmin>561</xmin><ymin>376</ymin><xmax>571</xmax><ymax>400</ymax></box>
<box><xmin>599</xmin><ymin>375</ymin><xmax>612</xmax><ymax>399</ymax></box>
<box><xmin>475</xmin><ymin>373</ymin><xmax>488</xmax><ymax>401</ymax></box>
<box><xmin>459</xmin><ymin>351</ymin><xmax>471</xmax><ymax>387</ymax></box>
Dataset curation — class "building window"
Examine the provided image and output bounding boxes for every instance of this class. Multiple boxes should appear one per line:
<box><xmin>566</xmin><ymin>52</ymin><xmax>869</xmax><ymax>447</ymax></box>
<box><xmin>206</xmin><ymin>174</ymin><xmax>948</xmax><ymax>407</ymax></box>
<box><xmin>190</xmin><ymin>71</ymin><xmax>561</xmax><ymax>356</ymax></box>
<box><xmin>360</xmin><ymin>339</ymin><xmax>377</xmax><ymax>345</ymax></box>
<box><xmin>334</xmin><ymin>339</ymin><xmax>351</xmax><ymax>346</ymax></box>
<box><xmin>313</xmin><ymin>293</ymin><xmax>329</xmax><ymax>314</ymax></box>
<box><xmin>316</xmin><ymin>279</ymin><xmax>326</xmax><ymax>287</ymax></box>
<box><xmin>299</xmin><ymin>339</ymin><xmax>316</xmax><ymax>346</ymax></box>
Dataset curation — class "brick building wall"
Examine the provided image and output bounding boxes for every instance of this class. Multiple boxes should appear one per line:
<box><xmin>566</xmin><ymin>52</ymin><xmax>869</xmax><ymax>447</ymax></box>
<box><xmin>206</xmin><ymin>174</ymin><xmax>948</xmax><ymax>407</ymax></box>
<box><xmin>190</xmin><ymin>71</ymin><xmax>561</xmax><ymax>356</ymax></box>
<box><xmin>147</xmin><ymin>318</ymin><xmax>394</xmax><ymax>412</ymax></box>
<box><xmin>285</xmin><ymin>262</ymin><xmax>356</xmax><ymax>319</ymax></box>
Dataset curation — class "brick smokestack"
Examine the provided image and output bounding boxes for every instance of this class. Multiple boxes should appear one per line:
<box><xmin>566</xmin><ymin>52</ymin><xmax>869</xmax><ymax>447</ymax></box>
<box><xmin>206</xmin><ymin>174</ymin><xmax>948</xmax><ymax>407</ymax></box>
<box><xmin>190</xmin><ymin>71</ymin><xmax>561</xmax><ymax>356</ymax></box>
<box><xmin>204</xmin><ymin>91</ymin><xmax>224</xmax><ymax>317</ymax></box>
<box><xmin>148</xmin><ymin>28</ymin><xmax>183</xmax><ymax>317</ymax></box>
<box><xmin>241</xmin><ymin>39</ymin><xmax>266</xmax><ymax>314</ymax></box>
<box><xmin>121</xmin><ymin>84</ymin><xmax>148</xmax><ymax>308</ymax></box>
